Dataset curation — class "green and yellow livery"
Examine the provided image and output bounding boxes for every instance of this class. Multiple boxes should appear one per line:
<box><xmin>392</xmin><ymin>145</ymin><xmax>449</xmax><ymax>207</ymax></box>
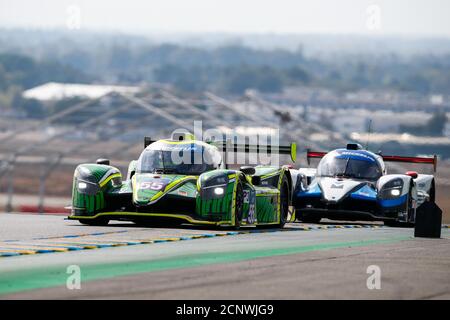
<box><xmin>69</xmin><ymin>133</ymin><xmax>296</xmax><ymax>229</ymax></box>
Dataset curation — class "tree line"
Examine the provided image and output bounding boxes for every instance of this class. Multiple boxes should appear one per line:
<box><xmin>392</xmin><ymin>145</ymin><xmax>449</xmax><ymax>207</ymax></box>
<box><xmin>1</xmin><ymin>42</ymin><xmax>450</xmax><ymax>118</ymax></box>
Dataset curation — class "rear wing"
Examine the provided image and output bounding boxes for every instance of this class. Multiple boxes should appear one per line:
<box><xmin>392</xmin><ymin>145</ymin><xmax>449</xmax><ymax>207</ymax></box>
<box><xmin>213</xmin><ymin>140</ymin><xmax>297</xmax><ymax>163</ymax></box>
<box><xmin>144</xmin><ymin>137</ymin><xmax>297</xmax><ymax>163</ymax></box>
<box><xmin>306</xmin><ymin>149</ymin><xmax>437</xmax><ymax>172</ymax></box>
<box><xmin>306</xmin><ymin>150</ymin><xmax>327</xmax><ymax>165</ymax></box>
<box><xmin>381</xmin><ymin>155</ymin><xmax>437</xmax><ymax>172</ymax></box>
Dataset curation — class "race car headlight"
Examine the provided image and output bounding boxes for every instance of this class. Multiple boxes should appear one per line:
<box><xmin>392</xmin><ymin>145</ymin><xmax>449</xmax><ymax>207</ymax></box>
<box><xmin>78</xmin><ymin>182</ymin><xmax>87</xmax><ymax>190</ymax></box>
<box><xmin>199</xmin><ymin>174</ymin><xmax>230</xmax><ymax>199</ymax></box>
<box><xmin>201</xmin><ymin>184</ymin><xmax>228</xmax><ymax>200</ymax></box>
<box><xmin>76</xmin><ymin>179</ymin><xmax>100</xmax><ymax>195</ymax></box>
<box><xmin>380</xmin><ymin>179</ymin><xmax>403</xmax><ymax>199</ymax></box>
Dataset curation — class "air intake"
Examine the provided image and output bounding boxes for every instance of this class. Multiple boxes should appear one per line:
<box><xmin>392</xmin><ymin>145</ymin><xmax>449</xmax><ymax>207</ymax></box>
<box><xmin>346</xmin><ymin>143</ymin><xmax>363</xmax><ymax>150</ymax></box>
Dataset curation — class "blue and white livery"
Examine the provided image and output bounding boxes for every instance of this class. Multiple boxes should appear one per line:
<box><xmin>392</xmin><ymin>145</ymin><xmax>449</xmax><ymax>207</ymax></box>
<box><xmin>292</xmin><ymin>144</ymin><xmax>437</xmax><ymax>226</ymax></box>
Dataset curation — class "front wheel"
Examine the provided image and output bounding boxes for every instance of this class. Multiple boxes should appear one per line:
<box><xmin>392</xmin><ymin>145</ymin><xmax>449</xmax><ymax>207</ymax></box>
<box><xmin>233</xmin><ymin>180</ymin><xmax>244</xmax><ymax>229</ymax></box>
<box><xmin>276</xmin><ymin>176</ymin><xmax>290</xmax><ymax>228</ymax></box>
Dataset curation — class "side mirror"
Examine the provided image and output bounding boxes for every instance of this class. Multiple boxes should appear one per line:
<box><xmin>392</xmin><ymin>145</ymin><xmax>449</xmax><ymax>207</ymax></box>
<box><xmin>252</xmin><ymin>176</ymin><xmax>261</xmax><ymax>186</ymax></box>
<box><xmin>96</xmin><ymin>158</ymin><xmax>110</xmax><ymax>165</ymax></box>
<box><xmin>240</xmin><ymin>166</ymin><xmax>256</xmax><ymax>175</ymax></box>
<box><xmin>406</xmin><ymin>171</ymin><xmax>418</xmax><ymax>179</ymax></box>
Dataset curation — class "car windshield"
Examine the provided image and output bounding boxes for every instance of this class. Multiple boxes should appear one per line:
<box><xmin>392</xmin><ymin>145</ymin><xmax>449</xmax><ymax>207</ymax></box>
<box><xmin>317</xmin><ymin>154</ymin><xmax>381</xmax><ymax>180</ymax></box>
<box><xmin>137</xmin><ymin>146</ymin><xmax>220</xmax><ymax>175</ymax></box>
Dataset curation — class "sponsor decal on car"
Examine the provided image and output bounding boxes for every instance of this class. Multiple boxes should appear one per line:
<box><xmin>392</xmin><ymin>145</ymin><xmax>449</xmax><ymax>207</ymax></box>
<box><xmin>331</xmin><ymin>182</ymin><xmax>344</xmax><ymax>189</ymax></box>
<box><xmin>246</xmin><ymin>190</ymin><xmax>257</xmax><ymax>224</ymax></box>
<box><xmin>139</xmin><ymin>178</ymin><xmax>171</xmax><ymax>191</ymax></box>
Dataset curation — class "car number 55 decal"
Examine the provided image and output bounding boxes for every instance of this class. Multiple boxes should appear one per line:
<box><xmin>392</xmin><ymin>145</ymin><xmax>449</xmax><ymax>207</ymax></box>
<box><xmin>140</xmin><ymin>179</ymin><xmax>170</xmax><ymax>191</ymax></box>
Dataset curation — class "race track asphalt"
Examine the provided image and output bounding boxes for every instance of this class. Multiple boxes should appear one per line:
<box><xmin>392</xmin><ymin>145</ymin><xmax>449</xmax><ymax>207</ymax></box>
<box><xmin>0</xmin><ymin>213</ymin><xmax>449</xmax><ymax>299</ymax></box>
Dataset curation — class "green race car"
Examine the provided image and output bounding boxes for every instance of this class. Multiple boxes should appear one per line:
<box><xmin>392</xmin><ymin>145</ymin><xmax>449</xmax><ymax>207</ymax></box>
<box><xmin>69</xmin><ymin>133</ymin><xmax>296</xmax><ymax>228</ymax></box>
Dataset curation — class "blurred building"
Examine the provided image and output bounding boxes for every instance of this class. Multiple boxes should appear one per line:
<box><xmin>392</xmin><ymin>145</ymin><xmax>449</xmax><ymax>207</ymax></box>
<box><xmin>22</xmin><ymin>82</ymin><xmax>140</xmax><ymax>101</ymax></box>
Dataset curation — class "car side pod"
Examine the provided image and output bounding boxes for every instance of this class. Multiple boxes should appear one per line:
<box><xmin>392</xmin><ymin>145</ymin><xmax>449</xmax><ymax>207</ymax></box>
<box><xmin>414</xmin><ymin>202</ymin><xmax>442</xmax><ymax>238</ymax></box>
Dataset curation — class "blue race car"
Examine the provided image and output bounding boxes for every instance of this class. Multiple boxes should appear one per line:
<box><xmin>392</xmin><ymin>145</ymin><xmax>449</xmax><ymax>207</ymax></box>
<box><xmin>293</xmin><ymin>143</ymin><xmax>437</xmax><ymax>226</ymax></box>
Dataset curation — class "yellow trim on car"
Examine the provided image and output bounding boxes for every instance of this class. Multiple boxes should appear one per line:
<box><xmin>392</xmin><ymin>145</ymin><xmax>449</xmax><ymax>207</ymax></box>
<box><xmin>290</xmin><ymin>142</ymin><xmax>297</xmax><ymax>162</ymax></box>
<box><xmin>68</xmin><ymin>211</ymin><xmax>280</xmax><ymax>227</ymax></box>
<box><xmin>255</xmin><ymin>192</ymin><xmax>279</xmax><ymax>196</ymax></box>
<box><xmin>99</xmin><ymin>173</ymin><xmax>122</xmax><ymax>188</ymax></box>
<box><xmin>132</xmin><ymin>174</ymin><xmax>138</xmax><ymax>203</ymax></box>
<box><xmin>132</xmin><ymin>175</ymin><xmax>197</xmax><ymax>204</ymax></box>
<box><xmin>260</xmin><ymin>171</ymin><xmax>279</xmax><ymax>180</ymax></box>
<box><xmin>150</xmin><ymin>176</ymin><xmax>197</xmax><ymax>202</ymax></box>
<box><xmin>69</xmin><ymin>212</ymin><xmax>225</xmax><ymax>225</ymax></box>
<box><xmin>159</xmin><ymin>139</ymin><xmax>193</xmax><ymax>144</ymax></box>
<box><xmin>158</xmin><ymin>139</ymin><xmax>197</xmax><ymax>145</ymax></box>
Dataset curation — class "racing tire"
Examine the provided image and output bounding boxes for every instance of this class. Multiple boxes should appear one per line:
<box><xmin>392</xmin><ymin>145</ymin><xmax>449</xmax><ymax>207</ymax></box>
<box><xmin>233</xmin><ymin>180</ymin><xmax>244</xmax><ymax>229</ymax></box>
<box><xmin>276</xmin><ymin>176</ymin><xmax>290</xmax><ymax>228</ymax></box>
<box><xmin>78</xmin><ymin>217</ymin><xmax>110</xmax><ymax>226</ymax></box>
